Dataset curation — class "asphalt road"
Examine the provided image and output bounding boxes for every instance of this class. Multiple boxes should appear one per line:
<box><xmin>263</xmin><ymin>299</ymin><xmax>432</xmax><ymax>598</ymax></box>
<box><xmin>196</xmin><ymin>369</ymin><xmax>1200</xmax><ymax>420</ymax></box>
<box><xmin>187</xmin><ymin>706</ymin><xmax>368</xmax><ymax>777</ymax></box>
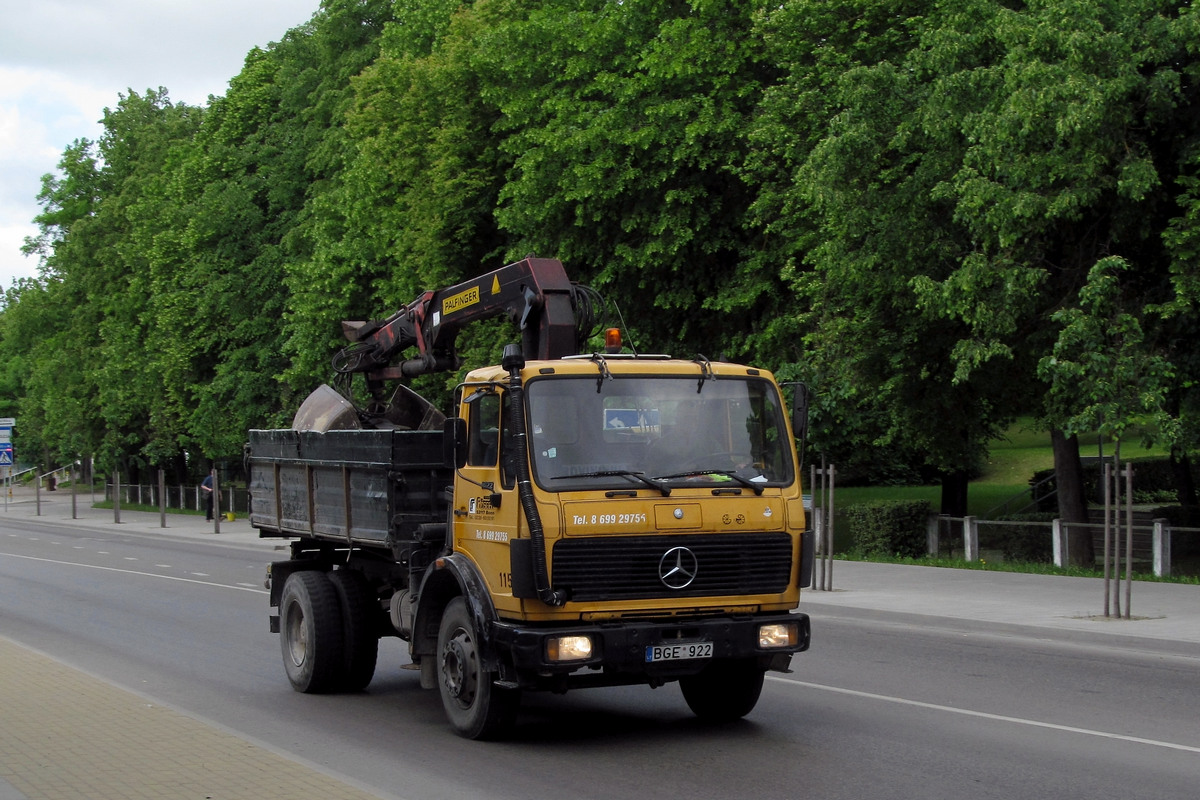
<box><xmin>1</xmin><ymin>516</ymin><xmax>1197</xmax><ymax>800</ymax></box>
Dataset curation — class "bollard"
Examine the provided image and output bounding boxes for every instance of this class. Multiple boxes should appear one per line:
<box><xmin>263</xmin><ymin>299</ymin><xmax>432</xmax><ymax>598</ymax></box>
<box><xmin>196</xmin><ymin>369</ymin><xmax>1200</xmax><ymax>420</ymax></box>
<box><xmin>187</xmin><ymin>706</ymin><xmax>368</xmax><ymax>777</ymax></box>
<box><xmin>113</xmin><ymin>471</ymin><xmax>122</xmax><ymax>524</ymax></box>
<box><xmin>963</xmin><ymin>515</ymin><xmax>979</xmax><ymax>562</ymax></box>
<box><xmin>1051</xmin><ymin>518</ymin><xmax>1068</xmax><ymax>567</ymax></box>
<box><xmin>159</xmin><ymin>469</ymin><xmax>167</xmax><ymax>528</ymax></box>
<box><xmin>1152</xmin><ymin>519</ymin><xmax>1171</xmax><ymax>578</ymax></box>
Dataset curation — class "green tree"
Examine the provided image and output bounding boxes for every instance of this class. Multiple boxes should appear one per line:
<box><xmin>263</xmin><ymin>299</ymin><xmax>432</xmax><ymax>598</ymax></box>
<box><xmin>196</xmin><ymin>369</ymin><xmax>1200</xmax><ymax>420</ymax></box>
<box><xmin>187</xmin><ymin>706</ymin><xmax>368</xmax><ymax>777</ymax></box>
<box><xmin>1039</xmin><ymin>258</ymin><xmax>1177</xmax><ymax>447</ymax></box>
<box><xmin>469</xmin><ymin>0</ymin><xmax>783</xmax><ymax>357</ymax></box>
<box><xmin>11</xmin><ymin>140</ymin><xmax>105</xmax><ymax>468</ymax></box>
<box><xmin>142</xmin><ymin>48</ymin><xmax>305</xmax><ymax>461</ymax></box>
<box><xmin>909</xmin><ymin>0</ymin><xmax>1200</xmax><ymax>539</ymax></box>
<box><xmin>277</xmin><ymin>0</ymin><xmax>404</xmax><ymax>397</ymax></box>
<box><xmin>1038</xmin><ymin>257</ymin><xmax>1179</xmax><ymax>558</ymax></box>
<box><xmin>91</xmin><ymin>90</ymin><xmax>203</xmax><ymax>474</ymax></box>
<box><xmin>754</xmin><ymin>0</ymin><xmax>1200</xmax><ymax>525</ymax></box>
<box><xmin>750</xmin><ymin>0</ymin><xmax>1014</xmax><ymax>505</ymax></box>
<box><xmin>14</xmin><ymin>90</ymin><xmax>201</xmax><ymax>476</ymax></box>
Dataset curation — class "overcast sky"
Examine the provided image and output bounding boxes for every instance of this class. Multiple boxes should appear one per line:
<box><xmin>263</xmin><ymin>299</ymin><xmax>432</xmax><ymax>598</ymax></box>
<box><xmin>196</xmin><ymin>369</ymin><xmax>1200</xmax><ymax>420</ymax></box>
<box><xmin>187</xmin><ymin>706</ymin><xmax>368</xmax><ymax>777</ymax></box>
<box><xmin>0</xmin><ymin>0</ymin><xmax>324</xmax><ymax>290</ymax></box>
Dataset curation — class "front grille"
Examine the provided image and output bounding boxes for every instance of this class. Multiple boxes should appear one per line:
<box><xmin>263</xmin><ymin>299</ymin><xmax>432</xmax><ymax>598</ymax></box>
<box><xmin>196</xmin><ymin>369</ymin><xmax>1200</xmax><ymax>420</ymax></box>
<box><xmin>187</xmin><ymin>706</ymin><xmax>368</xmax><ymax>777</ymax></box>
<box><xmin>552</xmin><ymin>533</ymin><xmax>793</xmax><ymax>602</ymax></box>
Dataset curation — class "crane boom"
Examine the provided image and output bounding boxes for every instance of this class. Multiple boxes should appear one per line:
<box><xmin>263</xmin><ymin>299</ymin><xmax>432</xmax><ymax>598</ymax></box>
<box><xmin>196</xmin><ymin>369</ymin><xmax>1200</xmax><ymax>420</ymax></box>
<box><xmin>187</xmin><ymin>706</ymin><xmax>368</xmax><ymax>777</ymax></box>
<box><xmin>335</xmin><ymin>257</ymin><xmax>583</xmax><ymax>387</ymax></box>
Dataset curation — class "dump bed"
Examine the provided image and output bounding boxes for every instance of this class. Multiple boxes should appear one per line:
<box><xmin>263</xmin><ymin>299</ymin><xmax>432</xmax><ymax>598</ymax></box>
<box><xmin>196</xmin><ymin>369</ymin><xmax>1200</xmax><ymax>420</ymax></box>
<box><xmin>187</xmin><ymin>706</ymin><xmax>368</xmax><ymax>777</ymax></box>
<box><xmin>246</xmin><ymin>428</ymin><xmax>451</xmax><ymax>545</ymax></box>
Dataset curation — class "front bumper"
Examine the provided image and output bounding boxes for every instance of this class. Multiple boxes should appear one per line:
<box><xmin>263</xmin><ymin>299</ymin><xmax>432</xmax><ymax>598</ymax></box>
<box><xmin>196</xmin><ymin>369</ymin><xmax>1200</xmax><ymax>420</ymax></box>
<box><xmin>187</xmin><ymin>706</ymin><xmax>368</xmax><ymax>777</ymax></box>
<box><xmin>490</xmin><ymin>611</ymin><xmax>810</xmax><ymax>689</ymax></box>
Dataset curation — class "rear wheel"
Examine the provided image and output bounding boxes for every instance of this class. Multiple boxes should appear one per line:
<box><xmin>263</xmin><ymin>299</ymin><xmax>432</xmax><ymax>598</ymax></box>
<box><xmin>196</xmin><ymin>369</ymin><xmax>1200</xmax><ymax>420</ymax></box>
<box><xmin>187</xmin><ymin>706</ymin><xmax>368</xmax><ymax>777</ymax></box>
<box><xmin>679</xmin><ymin>658</ymin><xmax>765</xmax><ymax>721</ymax></box>
<box><xmin>329</xmin><ymin>569</ymin><xmax>379</xmax><ymax>692</ymax></box>
<box><xmin>436</xmin><ymin>597</ymin><xmax>520</xmax><ymax>739</ymax></box>
<box><xmin>279</xmin><ymin>571</ymin><xmax>344</xmax><ymax>694</ymax></box>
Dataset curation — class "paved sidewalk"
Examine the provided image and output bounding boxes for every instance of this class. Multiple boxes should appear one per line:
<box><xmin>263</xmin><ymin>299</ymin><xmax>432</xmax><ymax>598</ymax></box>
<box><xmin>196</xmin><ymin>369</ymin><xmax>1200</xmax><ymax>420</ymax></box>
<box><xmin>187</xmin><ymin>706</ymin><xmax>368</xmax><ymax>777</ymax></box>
<box><xmin>1</xmin><ymin>483</ymin><xmax>275</xmax><ymax>550</ymax></box>
<box><xmin>1</xmin><ymin>485</ymin><xmax>1197</xmax><ymax>798</ymax></box>
<box><xmin>0</xmin><ymin>637</ymin><xmax>382</xmax><ymax>800</ymax></box>
<box><xmin>802</xmin><ymin>559</ymin><xmax>1200</xmax><ymax>650</ymax></box>
<box><xmin>0</xmin><ymin>486</ymin><xmax>388</xmax><ymax>799</ymax></box>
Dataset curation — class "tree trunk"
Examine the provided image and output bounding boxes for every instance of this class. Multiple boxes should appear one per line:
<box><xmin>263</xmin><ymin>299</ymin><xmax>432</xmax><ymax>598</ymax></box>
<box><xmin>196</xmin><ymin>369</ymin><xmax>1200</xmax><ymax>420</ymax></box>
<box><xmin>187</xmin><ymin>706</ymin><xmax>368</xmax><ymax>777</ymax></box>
<box><xmin>1168</xmin><ymin>449</ymin><xmax>1199</xmax><ymax>509</ymax></box>
<box><xmin>1051</xmin><ymin>429</ymin><xmax>1093</xmax><ymax>567</ymax></box>
<box><xmin>940</xmin><ymin>469</ymin><xmax>969</xmax><ymax>518</ymax></box>
<box><xmin>167</xmin><ymin>452</ymin><xmax>189</xmax><ymax>486</ymax></box>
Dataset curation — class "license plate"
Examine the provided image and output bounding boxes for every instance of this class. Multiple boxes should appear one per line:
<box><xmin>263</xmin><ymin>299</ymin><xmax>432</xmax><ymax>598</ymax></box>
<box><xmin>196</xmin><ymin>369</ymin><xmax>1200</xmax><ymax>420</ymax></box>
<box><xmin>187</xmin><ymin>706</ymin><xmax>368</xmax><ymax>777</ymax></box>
<box><xmin>645</xmin><ymin>641</ymin><xmax>713</xmax><ymax>662</ymax></box>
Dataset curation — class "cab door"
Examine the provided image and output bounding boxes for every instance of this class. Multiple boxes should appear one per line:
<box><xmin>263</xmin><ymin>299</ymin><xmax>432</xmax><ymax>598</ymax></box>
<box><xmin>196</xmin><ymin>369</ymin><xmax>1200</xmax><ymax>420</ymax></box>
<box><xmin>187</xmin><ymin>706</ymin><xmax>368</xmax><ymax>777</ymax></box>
<box><xmin>451</xmin><ymin>390</ymin><xmax>522</xmax><ymax>609</ymax></box>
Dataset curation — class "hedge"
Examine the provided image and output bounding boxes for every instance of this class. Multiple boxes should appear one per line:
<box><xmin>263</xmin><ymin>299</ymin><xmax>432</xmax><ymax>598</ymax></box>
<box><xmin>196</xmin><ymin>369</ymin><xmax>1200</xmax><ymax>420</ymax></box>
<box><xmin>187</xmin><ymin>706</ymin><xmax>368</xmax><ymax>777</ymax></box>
<box><xmin>844</xmin><ymin>500</ymin><xmax>931</xmax><ymax>558</ymax></box>
<box><xmin>994</xmin><ymin>512</ymin><xmax>1056</xmax><ymax>563</ymax></box>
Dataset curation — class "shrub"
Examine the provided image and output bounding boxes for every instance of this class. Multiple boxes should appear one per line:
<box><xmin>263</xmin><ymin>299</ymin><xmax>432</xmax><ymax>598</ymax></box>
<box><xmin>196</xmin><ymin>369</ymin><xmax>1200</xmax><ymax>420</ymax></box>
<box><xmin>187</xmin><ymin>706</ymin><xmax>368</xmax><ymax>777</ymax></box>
<box><xmin>844</xmin><ymin>500</ymin><xmax>931</xmax><ymax>558</ymax></box>
<box><xmin>1134</xmin><ymin>488</ymin><xmax>1177</xmax><ymax>504</ymax></box>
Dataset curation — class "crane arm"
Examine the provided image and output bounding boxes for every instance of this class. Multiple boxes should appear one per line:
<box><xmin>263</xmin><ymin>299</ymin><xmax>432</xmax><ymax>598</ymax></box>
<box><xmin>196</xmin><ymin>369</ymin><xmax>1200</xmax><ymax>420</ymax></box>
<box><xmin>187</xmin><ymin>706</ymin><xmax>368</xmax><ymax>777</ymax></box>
<box><xmin>334</xmin><ymin>256</ymin><xmax>583</xmax><ymax>387</ymax></box>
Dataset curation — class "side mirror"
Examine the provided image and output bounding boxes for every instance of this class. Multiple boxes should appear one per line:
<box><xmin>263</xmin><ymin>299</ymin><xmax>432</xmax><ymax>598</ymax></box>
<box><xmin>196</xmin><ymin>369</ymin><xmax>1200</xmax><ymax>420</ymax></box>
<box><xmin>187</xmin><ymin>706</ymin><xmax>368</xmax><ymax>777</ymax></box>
<box><xmin>444</xmin><ymin>417</ymin><xmax>468</xmax><ymax>469</ymax></box>
<box><xmin>787</xmin><ymin>382</ymin><xmax>809</xmax><ymax>455</ymax></box>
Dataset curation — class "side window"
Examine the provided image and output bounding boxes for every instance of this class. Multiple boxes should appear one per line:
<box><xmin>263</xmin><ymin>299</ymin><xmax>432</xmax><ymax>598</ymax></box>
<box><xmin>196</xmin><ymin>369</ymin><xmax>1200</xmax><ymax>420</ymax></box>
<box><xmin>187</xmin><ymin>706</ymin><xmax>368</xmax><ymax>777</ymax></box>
<box><xmin>466</xmin><ymin>392</ymin><xmax>517</xmax><ymax>490</ymax></box>
<box><xmin>468</xmin><ymin>393</ymin><xmax>500</xmax><ymax>467</ymax></box>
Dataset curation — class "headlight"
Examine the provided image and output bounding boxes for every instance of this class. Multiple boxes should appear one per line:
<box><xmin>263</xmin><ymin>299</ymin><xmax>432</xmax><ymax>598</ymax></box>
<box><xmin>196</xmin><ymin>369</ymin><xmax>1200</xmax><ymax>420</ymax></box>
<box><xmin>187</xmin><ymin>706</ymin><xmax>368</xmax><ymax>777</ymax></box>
<box><xmin>546</xmin><ymin>635</ymin><xmax>594</xmax><ymax>662</ymax></box>
<box><xmin>758</xmin><ymin>622</ymin><xmax>799</xmax><ymax>649</ymax></box>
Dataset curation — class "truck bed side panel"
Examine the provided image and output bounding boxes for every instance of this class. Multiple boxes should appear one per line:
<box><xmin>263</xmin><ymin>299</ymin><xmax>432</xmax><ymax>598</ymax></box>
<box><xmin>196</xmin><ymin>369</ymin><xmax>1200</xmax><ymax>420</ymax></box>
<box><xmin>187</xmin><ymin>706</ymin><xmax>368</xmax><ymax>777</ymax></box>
<box><xmin>247</xmin><ymin>428</ymin><xmax>450</xmax><ymax>545</ymax></box>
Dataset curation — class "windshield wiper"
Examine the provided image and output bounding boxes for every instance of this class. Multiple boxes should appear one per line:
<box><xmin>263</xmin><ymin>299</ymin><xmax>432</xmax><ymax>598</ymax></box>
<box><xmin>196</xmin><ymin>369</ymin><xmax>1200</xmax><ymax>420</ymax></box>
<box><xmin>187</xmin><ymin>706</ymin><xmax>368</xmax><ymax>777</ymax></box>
<box><xmin>653</xmin><ymin>469</ymin><xmax>766</xmax><ymax>495</ymax></box>
<box><xmin>553</xmin><ymin>470</ymin><xmax>671</xmax><ymax>496</ymax></box>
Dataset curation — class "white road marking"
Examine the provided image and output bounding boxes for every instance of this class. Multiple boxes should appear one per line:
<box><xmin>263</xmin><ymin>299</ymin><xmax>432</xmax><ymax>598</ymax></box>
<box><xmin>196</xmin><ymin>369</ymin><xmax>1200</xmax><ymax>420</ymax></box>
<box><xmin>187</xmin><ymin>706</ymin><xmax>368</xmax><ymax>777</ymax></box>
<box><xmin>770</xmin><ymin>676</ymin><xmax>1200</xmax><ymax>754</ymax></box>
<box><xmin>0</xmin><ymin>552</ymin><xmax>267</xmax><ymax>594</ymax></box>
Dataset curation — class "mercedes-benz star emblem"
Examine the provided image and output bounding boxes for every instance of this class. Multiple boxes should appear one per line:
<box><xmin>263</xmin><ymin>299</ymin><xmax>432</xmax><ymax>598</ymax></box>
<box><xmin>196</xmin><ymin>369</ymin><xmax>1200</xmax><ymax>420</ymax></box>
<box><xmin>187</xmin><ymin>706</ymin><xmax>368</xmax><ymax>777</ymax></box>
<box><xmin>659</xmin><ymin>546</ymin><xmax>699</xmax><ymax>589</ymax></box>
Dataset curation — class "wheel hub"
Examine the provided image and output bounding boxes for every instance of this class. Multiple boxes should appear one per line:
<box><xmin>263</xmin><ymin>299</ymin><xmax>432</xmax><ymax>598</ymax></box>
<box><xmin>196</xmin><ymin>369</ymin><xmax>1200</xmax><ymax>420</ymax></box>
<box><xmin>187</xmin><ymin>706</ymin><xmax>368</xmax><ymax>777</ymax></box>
<box><xmin>442</xmin><ymin>630</ymin><xmax>478</xmax><ymax>704</ymax></box>
<box><xmin>285</xmin><ymin>603</ymin><xmax>307</xmax><ymax>667</ymax></box>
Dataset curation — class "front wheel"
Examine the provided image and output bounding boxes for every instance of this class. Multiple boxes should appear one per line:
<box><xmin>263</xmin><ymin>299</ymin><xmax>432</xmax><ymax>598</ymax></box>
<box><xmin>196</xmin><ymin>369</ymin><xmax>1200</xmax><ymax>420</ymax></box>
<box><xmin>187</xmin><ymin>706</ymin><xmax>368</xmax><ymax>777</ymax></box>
<box><xmin>679</xmin><ymin>658</ymin><xmax>765</xmax><ymax>721</ymax></box>
<box><xmin>436</xmin><ymin>597</ymin><xmax>520</xmax><ymax>739</ymax></box>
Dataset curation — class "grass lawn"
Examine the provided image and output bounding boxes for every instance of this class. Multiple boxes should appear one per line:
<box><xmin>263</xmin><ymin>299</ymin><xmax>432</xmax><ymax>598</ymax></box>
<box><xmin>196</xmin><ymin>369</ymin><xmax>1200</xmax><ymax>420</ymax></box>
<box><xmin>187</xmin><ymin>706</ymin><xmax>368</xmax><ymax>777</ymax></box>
<box><xmin>833</xmin><ymin>418</ymin><xmax>1169</xmax><ymax>516</ymax></box>
<box><xmin>821</xmin><ymin>419</ymin><xmax>1199</xmax><ymax>581</ymax></box>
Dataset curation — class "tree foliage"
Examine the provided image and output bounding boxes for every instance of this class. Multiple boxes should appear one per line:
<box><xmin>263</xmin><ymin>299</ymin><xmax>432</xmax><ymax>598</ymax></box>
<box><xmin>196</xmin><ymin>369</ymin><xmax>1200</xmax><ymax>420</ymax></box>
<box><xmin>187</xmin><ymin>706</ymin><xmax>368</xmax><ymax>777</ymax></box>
<box><xmin>1</xmin><ymin>0</ymin><xmax>1198</xmax><ymax>508</ymax></box>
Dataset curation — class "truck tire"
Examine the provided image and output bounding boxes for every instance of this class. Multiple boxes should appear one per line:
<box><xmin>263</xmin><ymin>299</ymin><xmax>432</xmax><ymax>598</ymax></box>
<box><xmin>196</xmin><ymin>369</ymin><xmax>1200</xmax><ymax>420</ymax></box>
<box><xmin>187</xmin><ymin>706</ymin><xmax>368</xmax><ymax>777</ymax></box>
<box><xmin>279</xmin><ymin>570</ymin><xmax>345</xmax><ymax>694</ymax></box>
<box><xmin>679</xmin><ymin>658</ymin><xmax>765</xmax><ymax>721</ymax></box>
<box><xmin>436</xmin><ymin>597</ymin><xmax>520</xmax><ymax>739</ymax></box>
<box><xmin>329</xmin><ymin>569</ymin><xmax>379</xmax><ymax>692</ymax></box>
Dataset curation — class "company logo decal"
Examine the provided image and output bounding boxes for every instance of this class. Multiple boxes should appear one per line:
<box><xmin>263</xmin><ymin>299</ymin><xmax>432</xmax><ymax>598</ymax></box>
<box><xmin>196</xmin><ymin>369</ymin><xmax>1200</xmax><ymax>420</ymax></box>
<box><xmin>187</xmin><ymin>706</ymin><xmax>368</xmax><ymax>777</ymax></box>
<box><xmin>658</xmin><ymin>546</ymin><xmax>699</xmax><ymax>590</ymax></box>
<box><xmin>443</xmin><ymin>286</ymin><xmax>480</xmax><ymax>315</ymax></box>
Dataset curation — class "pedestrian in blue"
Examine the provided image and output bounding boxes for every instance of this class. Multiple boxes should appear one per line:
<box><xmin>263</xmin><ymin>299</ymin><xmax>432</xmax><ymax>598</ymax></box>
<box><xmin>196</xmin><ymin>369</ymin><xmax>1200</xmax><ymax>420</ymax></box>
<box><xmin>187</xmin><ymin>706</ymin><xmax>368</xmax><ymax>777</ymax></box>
<box><xmin>202</xmin><ymin>473</ymin><xmax>215</xmax><ymax>521</ymax></box>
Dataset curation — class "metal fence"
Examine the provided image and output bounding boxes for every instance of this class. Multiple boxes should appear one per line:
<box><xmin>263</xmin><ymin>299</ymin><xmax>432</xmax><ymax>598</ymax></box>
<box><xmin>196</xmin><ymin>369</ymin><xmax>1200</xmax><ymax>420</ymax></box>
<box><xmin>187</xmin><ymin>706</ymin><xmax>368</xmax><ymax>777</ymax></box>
<box><xmin>925</xmin><ymin>514</ymin><xmax>1197</xmax><ymax>579</ymax></box>
<box><xmin>102</xmin><ymin>481</ymin><xmax>250</xmax><ymax>516</ymax></box>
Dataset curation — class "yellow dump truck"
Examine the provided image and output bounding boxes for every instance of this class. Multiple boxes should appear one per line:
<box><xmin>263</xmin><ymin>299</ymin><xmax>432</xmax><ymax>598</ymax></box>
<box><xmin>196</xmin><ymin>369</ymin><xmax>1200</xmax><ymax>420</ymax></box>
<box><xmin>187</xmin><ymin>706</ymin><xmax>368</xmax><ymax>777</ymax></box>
<box><xmin>247</xmin><ymin>257</ymin><xmax>812</xmax><ymax>738</ymax></box>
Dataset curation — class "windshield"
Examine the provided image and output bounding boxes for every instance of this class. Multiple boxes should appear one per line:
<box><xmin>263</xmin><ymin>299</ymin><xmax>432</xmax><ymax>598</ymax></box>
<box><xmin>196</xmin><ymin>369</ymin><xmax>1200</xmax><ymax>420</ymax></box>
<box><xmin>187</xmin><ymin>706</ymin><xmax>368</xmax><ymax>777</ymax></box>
<box><xmin>526</xmin><ymin>375</ymin><xmax>794</xmax><ymax>492</ymax></box>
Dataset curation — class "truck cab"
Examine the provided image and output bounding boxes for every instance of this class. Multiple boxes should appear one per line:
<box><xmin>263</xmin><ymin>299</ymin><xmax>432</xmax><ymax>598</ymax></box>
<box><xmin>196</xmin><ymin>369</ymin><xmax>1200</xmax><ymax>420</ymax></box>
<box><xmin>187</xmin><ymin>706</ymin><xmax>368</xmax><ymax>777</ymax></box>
<box><xmin>452</xmin><ymin>355</ymin><xmax>807</xmax><ymax>622</ymax></box>
<box><xmin>406</xmin><ymin>353</ymin><xmax>812</xmax><ymax>734</ymax></box>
